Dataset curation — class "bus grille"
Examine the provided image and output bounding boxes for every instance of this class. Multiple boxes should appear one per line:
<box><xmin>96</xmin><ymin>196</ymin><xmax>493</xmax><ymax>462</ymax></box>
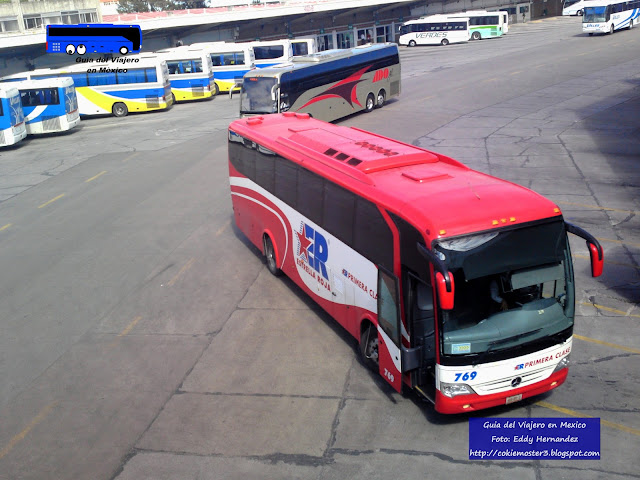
<box><xmin>42</xmin><ymin>116</ymin><xmax>61</xmax><ymax>132</ymax></box>
<box><xmin>192</xmin><ymin>87</ymin><xmax>205</xmax><ymax>97</ymax></box>
<box><xmin>390</xmin><ymin>81</ymin><xmax>400</xmax><ymax>96</ymax></box>
<box><xmin>0</xmin><ymin>130</ymin><xmax>5</xmax><ymax>145</ymax></box>
<box><xmin>146</xmin><ymin>95</ymin><xmax>160</xmax><ymax>108</ymax></box>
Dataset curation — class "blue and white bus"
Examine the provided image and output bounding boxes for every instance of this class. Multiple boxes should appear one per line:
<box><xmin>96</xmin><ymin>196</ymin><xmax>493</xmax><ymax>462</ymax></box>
<box><xmin>0</xmin><ymin>87</ymin><xmax>26</xmax><ymax>147</ymax></box>
<box><xmin>2</xmin><ymin>55</ymin><xmax>173</xmax><ymax>117</ymax></box>
<box><xmin>582</xmin><ymin>0</ymin><xmax>640</xmax><ymax>34</ymax></box>
<box><xmin>155</xmin><ymin>46</ymin><xmax>215</xmax><ymax>101</ymax></box>
<box><xmin>191</xmin><ymin>42</ymin><xmax>256</xmax><ymax>94</ymax></box>
<box><xmin>11</xmin><ymin>78</ymin><xmax>80</xmax><ymax>135</ymax></box>
<box><xmin>46</xmin><ymin>24</ymin><xmax>142</xmax><ymax>56</ymax></box>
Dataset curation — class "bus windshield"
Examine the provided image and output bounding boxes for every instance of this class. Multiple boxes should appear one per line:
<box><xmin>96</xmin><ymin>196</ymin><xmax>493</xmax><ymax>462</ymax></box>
<box><xmin>435</xmin><ymin>220</ymin><xmax>574</xmax><ymax>359</ymax></box>
<box><xmin>240</xmin><ymin>77</ymin><xmax>277</xmax><ymax>114</ymax></box>
<box><xmin>584</xmin><ymin>6</ymin><xmax>607</xmax><ymax>22</ymax></box>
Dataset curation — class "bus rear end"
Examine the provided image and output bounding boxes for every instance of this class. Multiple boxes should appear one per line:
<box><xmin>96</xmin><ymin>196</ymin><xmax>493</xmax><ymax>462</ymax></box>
<box><xmin>0</xmin><ymin>88</ymin><xmax>26</xmax><ymax>147</ymax></box>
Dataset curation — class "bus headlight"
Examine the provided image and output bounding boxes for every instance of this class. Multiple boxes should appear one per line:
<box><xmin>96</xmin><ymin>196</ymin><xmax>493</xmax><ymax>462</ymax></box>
<box><xmin>553</xmin><ymin>354</ymin><xmax>570</xmax><ymax>373</ymax></box>
<box><xmin>440</xmin><ymin>382</ymin><xmax>476</xmax><ymax>398</ymax></box>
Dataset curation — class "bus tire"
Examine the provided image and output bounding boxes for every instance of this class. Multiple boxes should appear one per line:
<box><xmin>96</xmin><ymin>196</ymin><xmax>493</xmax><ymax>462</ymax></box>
<box><xmin>589</xmin><ymin>32</ymin><xmax>594</xmax><ymax>35</ymax></box>
<box><xmin>359</xmin><ymin>323</ymin><xmax>379</xmax><ymax>371</ymax></box>
<box><xmin>120</xmin><ymin>46</ymin><xmax>129</xmax><ymax>55</ymax></box>
<box><xmin>629</xmin><ymin>19</ymin><xmax>633</xmax><ymax>29</ymax></box>
<box><xmin>471</xmin><ymin>31</ymin><xmax>481</xmax><ymax>40</ymax></box>
<box><xmin>609</xmin><ymin>24</ymin><xmax>615</xmax><ymax>34</ymax></box>
<box><xmin>212</xmin><ymin>82</ymin><xmax>220</xmax><ymax>96</ymax></box>
<box><xmin>577</xmin><ymin>9</ymin><xmax>583</xmax><ymax>15</ymax></box>
<box><xmin>408</xmin><ymin>40</ymin><xmax>417</xmax><ymax>47</ymax></box>
<box><xmin>112</xmin><ymin>102</ymin><xmax>128</xmax><ymax>117</ymax></box>
<box><xmin>263</xmin><ymin>235</ymin><xmax>282</xmax><ymax>276</ymax></box>
<box><xmin>365</xmin><ymin>94</ymin><xmax>375</xmax><ymax>113</ymax></box>
<box><xmin>376</xmin><ymin>90</ymin><xmax>386</xmax><ymax>108</ymax></box>
<box><xmin>170</xmin><ymin>93</ymin><xmax>176</xmax><ymax>104</ymax></box>
<box><xmin>441</xmin><ymin>38</ymin><xmax>450</xmax><ymax>46</ymax></box>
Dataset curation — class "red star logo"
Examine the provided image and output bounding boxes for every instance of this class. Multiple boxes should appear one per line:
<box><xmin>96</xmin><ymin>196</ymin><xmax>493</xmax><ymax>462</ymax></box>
<box><xmin>297</xmin><ymin>225</ymin><xmax>312</xmax><ymax>261</ymax></box>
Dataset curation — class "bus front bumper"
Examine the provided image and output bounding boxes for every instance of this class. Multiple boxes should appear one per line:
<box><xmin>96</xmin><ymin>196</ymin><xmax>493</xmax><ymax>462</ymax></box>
<box><xmin>434</xmin><ymin>368</ymin><xmax>568</xmax><ymax>414</ymax></box>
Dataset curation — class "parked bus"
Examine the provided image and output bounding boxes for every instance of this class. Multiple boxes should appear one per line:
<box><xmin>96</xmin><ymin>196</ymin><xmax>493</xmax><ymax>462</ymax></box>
<box><xmin>236</xmin><ymin>43</ymin><xmax>400</xmax><ymax>122</ymax></box>
<box><xmin>448</xmin><ymin>11</ymin><xmax>506</xmax><ymax>39</ymax></box>
<box><xmin>291</xmin><ymin>37</ymin><xmax>317</xmax><ymax>56</ymax></box>
<box><xmin>46</xmin><ymin>24</ymin><xmax>142</xmax><ymax>56</ymax></box>
<box><xmin>156</xmin><ymin>46</ymin><xmax>215</xmax><ymax>101</ymax></box>
<box><xmin>0</xmin><ymin>87</ymin><xmax>27</xmax><ymax>147</ymax></box>
<box><xmin>228</xmin><ymin>113</ymin><xmax>604</xmax><ymax>414</ymax></box>
<box><xmin>11</xmin><ymin>78</ymin><xmax>80</xmax><ymax>135</ymax></box>
<box><xmin>563</xmin><ymin>0</ymin><xmax>587</xmax><ymax>15</ymax></box>
<box><xmin>245</xmin><ymin>39</ymin><xmax>293</xmax><ymax>68</ymax></box>
<box><xmin>398</xmin><ymin>16</ymin><xmax>470</xmax><ymax>46</ymax></box>
<box><xmin>1</xmin><ymin>55</ymin><xmax>173</xmax><ymax>117</ymax></box>
<box><xmin>582</xmin><ymin>0</ymin><xmax>640</xmax><ymax>34</ymax></box>
<box><xmin>191</xmin><ymin>42</ymin><xmax>256</xmax><ymax>94</ymax></box>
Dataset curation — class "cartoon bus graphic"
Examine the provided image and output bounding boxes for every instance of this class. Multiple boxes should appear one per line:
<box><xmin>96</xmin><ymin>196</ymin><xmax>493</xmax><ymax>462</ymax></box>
<box><xmin>46</xmin><ymin>24</ymin><xmax>142</xmax><ymax>56</ymax></box>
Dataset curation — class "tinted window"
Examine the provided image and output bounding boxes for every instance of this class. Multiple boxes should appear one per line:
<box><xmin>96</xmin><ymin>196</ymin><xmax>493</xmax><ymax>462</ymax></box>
<box><xmin>354</xmin><ymin>199</ymin><xmax>393</xmax><ymax>270</ymax></box>
<box><xmin>89</xmin><ymin>72</ymin><xmax>116</xmax><ymax>86</ymax></box>
<box><xmin>255</xmin><ymin>147</ymin><xmax>275</xmax><ymax>193</ymax></box>
<box><xmin>297</xmin><ymin>167</ymin><xmax>324</xmax><ymax>225</ymax></box>
<box><xmin>323</xmin><ymin>181</ymin><xmax>355</xmax><ymax>246</ymax></box>
<box><xmin>274</xmin><ymin>156</ymin><xmax>297</xmax><ymax>207</ymax></box>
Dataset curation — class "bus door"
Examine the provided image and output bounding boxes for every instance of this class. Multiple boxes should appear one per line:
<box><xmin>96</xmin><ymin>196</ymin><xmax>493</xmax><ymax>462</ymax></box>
<box><xmin>377</xmin><ymin>267</ymin><xmax>402</xmax><ymax>391</ymax></box>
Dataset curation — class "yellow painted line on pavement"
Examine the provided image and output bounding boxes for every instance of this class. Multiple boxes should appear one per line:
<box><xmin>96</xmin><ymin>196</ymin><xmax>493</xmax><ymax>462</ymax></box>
<box><xmin>167</xmin><ymin>257</ymin><xmax>196</xmax><ymax>287</ymax></box>
<box><xmin>509</xmin><ymin>70</ymin><xmax>522</xmax><ymax>75</ymax></box>
<box><xmin>579</xmin><ymin>301</ymin><xmax>640</xmax><ymax>319</ymax></box>
<box><xmin>596</xmin><ymin>237</ymin><xmax>640</xmax><ymax>249</ymax></box>
<box><xmin>0</xmin><ymin>401</ymin><xmax>58</xmax><ymax>460</ymax></box>
<box><xmin>215</xmin><ymin>219</ymin><xmax>231</xmax><ymax>237</ymax></box>
<box><xmin>483</xmin><ymin>77</ymin><xmax>499</xmax><ymax>82</ymax></box>
<box><xmin>38</xmin><ymin>194</ymin><xmax>65</xmax><ymax>209</ymax></box>
<box><xmin>123</xmin><ymin>152</ymin><xmax>140</xmax><ymax>162</ymax></box>
<box><xmin>0</xmin><ymin>223</ymin><xmax>11</xmax><ymax>232</ymax></box>
<box><xmin>536</xmin><ymin>401</ymin><xmax>640</xmax><ymax>437</ymax></box>
<box><xmin>574</xmin><ymin>334</ymin><xmax>640</xmax><ymax>354</ymax></box>
<box><xmin>578</xmin><ymin>52</ymin><xmax>588</xmax><ymax>56</ymax></box>
<box><xmin>557</xmin><ymin>200</ymin><xmax>637</xmax><ymax>215</ymax></box>
<box><xmin>118</xmin><ymin>315</ymin><xmax>142</xmax><ymax>337</ymax></box>
<box><xmin>574</xmin><ymin>253</ymin><xmax>639</xmax><ymax>270</ymax></box>
<box><xmin>85</xmin><ymin>170</ymin><xmax>107</xmax><ymax>183</ymax></box>
<box><xmin>420</xmin><ymin>95</ymin><xmax>435</xmax><ymax>102</ymax></box>
<box><xmin>532</xmin><ymin>64</ymin><xmax>546</xmax><ymax>69</ymax></box>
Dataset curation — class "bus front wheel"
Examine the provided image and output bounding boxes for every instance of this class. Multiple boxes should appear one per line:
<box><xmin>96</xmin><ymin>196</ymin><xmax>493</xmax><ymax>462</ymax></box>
<box><xmin>359</xmin><ymin>323</ymin><xmax>379</xmax><ymax>371</ymax></box>
<box><xmin>471</xmin><ymin>31</ymin><xmax>481</xmax><ymax>40</ymax></box>
<box><xmin>212</xmin><ymin>82</ymin><xmax>220</xmax><ymax>96</ymax></box>
<box><xmin>263</xmin><ymin>235</ymin><xmax>282</xmax><ymax>276</ymax></box>
<box><xmin>629</xmin><ymin>20</ymin><xmax>633</xmax><ymax>29</ymax></box>
<box><xmin>577</xmin><ymin>9</ymin><xmax>583</xmax><ymax>15</ymax></box>
<box><xmin>408</xmin><ymin>40</ymin><xmax>417</xmax><ymax>47</ymax></box>
<box><xmin>376</xmin><ymin>90</ymin><xmax>386</xmax><ymax>108</ymax></box>
<box><xmin>112</xmin><ymin>102</ymin><xmax>128</xmax><ymax>117</ymax></box>
<box><xmin>365</xmin><ymin>94</ymin><xmax>375</xmax><ymax>113</ymax></box>
<box><xmin>441</xmin><ymin>38</ymin><xmax>450</xmax><ymax>46</ymax></box>
<box><xmin>609</xmin><ymin>24</ymin><xmax>615</xmax><ymax>34</ymax></box>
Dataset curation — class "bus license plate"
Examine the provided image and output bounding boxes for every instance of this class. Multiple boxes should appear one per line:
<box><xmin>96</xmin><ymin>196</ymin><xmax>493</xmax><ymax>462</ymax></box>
<box><xmin>506</xmin><ymin>394</ymin><xmax>522</xmax><ymax>405</ymax></box>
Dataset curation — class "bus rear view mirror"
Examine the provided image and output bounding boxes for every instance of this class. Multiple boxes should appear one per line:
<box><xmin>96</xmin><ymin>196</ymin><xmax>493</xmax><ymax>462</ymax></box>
<box><xmin>588</xmin><ymin>242</ymin><xmax>603</xmax><ymax>277</ymax></box>
<box><xmin>435</xmin><ymin>272</ymin><xmax>455</xmax><ymax>310</ymax></box>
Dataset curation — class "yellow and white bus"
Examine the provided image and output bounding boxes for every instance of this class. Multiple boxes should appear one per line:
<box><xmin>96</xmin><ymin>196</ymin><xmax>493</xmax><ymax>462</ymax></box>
<box><xmin>155</xmin><ymin>46</ymin><xmax>215</xmax><ymax>101</ymax></box>
<box><xmin>191</xmin><ymin>42</ymin><xmax>256</xmax><ymax>94</ymax></box>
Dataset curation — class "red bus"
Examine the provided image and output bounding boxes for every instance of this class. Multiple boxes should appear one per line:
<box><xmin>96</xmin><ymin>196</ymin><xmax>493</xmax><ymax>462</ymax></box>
<box><xmin>228</xmin><ymin>113</ymin><xmax>603</xmax><ymax>414</ymax></box>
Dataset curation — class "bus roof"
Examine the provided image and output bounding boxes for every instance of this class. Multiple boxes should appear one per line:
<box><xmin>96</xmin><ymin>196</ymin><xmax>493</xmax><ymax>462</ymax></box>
<box><xmin>0</xmin><ymin>86</ymin><xmax>19</xmax><ymax>98</ymax></box>
<box><xmin>229</xmin><ymin>114</ymin><xmax>562</xmax><ymax>242</ymax></box>
<box><xmin>409</xmin><ymin>15</ymin><xmax>469</xmax><ymax>23</ymax></box>
<box><xmin>6</xmin><ymin>77</ymin><xmax>74</xmax><ymax>89</ymax></box>
<box><xmin>154</xmin><ymin>47</ymin><xmax>208</xmax><ymax>61</ymax></box>
<box><xmin>190</xmin><ymin>42</ymin><xmax>254</xmax><ymax>54</ymax></box>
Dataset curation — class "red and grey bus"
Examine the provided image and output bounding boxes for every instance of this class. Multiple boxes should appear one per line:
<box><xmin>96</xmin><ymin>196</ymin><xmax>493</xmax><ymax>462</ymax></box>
<box><xmin>228</xmin><ymin>113</ymin><xmax>603</xmax><ymax>414</ymax></box>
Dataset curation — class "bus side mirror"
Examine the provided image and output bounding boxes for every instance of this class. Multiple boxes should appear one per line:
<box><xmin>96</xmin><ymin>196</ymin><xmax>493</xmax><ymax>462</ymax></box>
<box><xmin>589</xmin><ymin>242</ymin><xmax>603</xmax><ymax>277</ymax></box>
<box><xmin>435</xmin><ymin>271</ymin><xmax>455</xmax><ymax>310</ymax></box>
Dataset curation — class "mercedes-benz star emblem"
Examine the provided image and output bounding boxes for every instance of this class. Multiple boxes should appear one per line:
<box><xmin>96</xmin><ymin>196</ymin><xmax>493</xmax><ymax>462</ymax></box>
<box><xmin>511</xmin><ymin>377</ymin><xmax>522</xmax><ymax>388</ymax></box>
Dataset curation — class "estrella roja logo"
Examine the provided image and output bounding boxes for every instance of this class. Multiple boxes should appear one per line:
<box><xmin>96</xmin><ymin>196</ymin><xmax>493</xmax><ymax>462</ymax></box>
<box><xmin>296</xmin><ymin>222</ymin><xmax>329</xmax><ymax>280</ymax></box>
<box><xmin>515</xmin><ymin>364</ymin><xmax>524</xmax><ymax>370</ymax></box>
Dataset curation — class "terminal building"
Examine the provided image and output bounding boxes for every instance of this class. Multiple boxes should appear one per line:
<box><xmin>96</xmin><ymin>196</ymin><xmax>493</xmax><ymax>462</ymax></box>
<box><xmin>0</xmin><ymin>0</ymin><xmax>563</xmax><ymax>76</ymax></box>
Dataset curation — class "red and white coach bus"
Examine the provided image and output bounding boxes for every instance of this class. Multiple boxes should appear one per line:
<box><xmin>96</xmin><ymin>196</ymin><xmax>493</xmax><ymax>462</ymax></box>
<box><xmin>228</xmin><ymin>113</ymin><xmax>604</xmax><ymax>414</ymax></box>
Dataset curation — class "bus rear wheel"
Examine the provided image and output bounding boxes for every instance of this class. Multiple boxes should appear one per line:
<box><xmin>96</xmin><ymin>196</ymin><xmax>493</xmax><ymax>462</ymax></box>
<box><xmin>112</xmin><ymin>102</ymin><xmax>128</xmax><ymax>117</ymax></box>
<box><xmin>441</xmin><ymin>38</ymin><xmax>450</xmax><ymax>46</ymax></box>
<box><xmin>471</xmin><ymin>31</ymin><xmax>481</xmax><ymax>40</ymax></box>
<box><xmin>212</xmin><ymin>82</ymin><xmax>220</xmax><ymax>96</ymax></box>
<box><xmin>408</xmin><ymin>40</ymin><xmax>417</xmax><ymax>47</ymax></box>
<box><xmin>263</xmin><ymin>235</ymin><xmax>282</xmax><ymax>276</ymax></box>
<box><xmin>376</xmin><ymin>90</ymin><xmax>386</xmax><ymax>108</ymax></box>
<box><xmin>577</xmin><ymin>9</ymin><xmax>583</xmax><ymax>15</ymax></box>
<box><xmin>365</xmin><ymin>94</ymin><xmax>375</xmax><ymax>113</ymax></box>
<box><xmin>119</xmin><ymin>46</ymin><xmax>129</xmax><ymax>55</ymax></box>
<box><xmin>359</xmin><ymin>323</ymin><xmax>379</xmax><ymax>371</ymax></box>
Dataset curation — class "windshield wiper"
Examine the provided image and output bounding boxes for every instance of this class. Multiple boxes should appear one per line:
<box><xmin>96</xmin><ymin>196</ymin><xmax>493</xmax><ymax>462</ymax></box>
<box><xmin>472</xmin><ymin>328</ymin><xmax>543</xmax><ymax>366</ymax></box>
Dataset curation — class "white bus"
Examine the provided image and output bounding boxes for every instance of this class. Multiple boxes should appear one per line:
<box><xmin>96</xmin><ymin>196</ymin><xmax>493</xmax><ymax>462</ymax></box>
<box><xmin>398</xmin><ymin>15</ymin><xmax>470</xmax><ymax>46</ymax></box>
<box><xmin>0</xmin><ymin>87</ymin><xmax>27</xmax><ymax>147</ymax></box>
<box><xmin>155</xmin><ymin>46</ymin><xmax>216</xmax><ymax>100</ymax></box>
<box><xmin>447</xmin><ymin>11</ymin><xmax>506</xmax><ymax>39</ymax></box>
<box><xmin>11</xmin><ymin>78</ymin><xmax>80</xmax><ymax>135</ymax></box>
<box><xmin>291</xmin><ymin>37</ymin><xmax>317</xmax><ymax>56</ymax></box>
<box><xmin>1</xmin><ymin>55</ymin><xmax>173</xmax><ymax>117</ymax></box>
<box><xmin>191</xmin><ymin>42</ymin><xmax>256</xmax><ymax>94</ymax></box>
<box><xmin>582</xmin><ymin>0</ymin><xmax>640</xmax><ymax>33</ymax></box>
<box><xmin>245</xmin><ymin>39</ymin><xmax>293</xmax><ymax>67</ymax></box>
<box><xmin>563</xmin><ymin>0</ymin><xmax>588</xmax><ymax>15</ymax></box>
<box><xmin>236</xmin><ymin>43</ymin><xmax>400</xmax><ymax>122</ymax></box>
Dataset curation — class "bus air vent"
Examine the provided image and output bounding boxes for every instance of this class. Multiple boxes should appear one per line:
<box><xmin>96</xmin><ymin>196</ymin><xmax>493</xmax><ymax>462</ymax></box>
<box><xmin>347</xmin><ymin>158</ymin><xmax>362</xmax><ymax>166</ymax></box>
<box><xmin>324</xmin><ymin>148</ymin><xmax>338</xmax><ymax>156</ymax></box>
<box><xmin>336</xmin><ymin>153</ymin><xmax>349</xmax><ymax>161</ymax></box>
